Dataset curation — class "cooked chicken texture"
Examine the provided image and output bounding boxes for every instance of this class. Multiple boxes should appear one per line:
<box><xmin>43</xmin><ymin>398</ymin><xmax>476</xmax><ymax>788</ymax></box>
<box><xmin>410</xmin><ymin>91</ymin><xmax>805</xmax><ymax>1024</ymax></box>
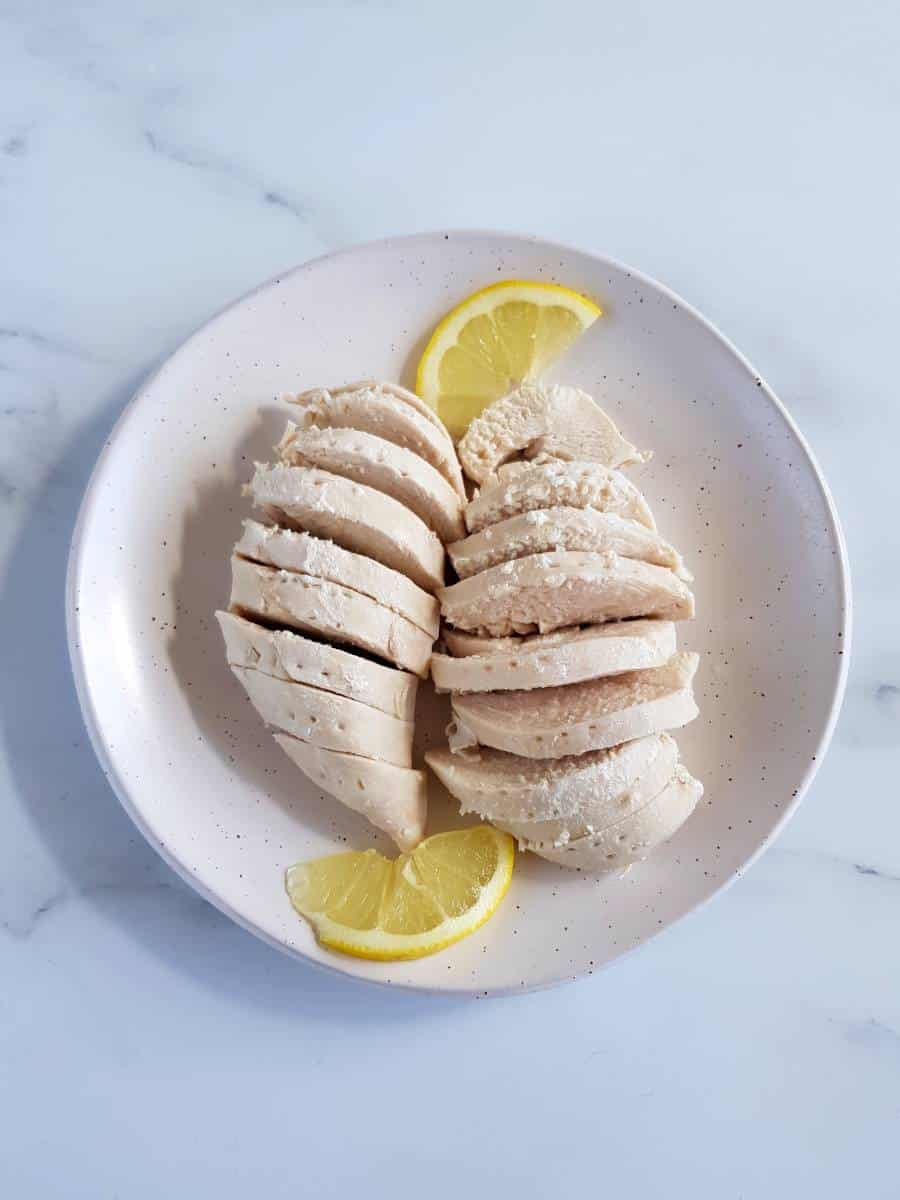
<box><xmin>465</xmin><ymin>460</ymin><xmax>656</xmax><ymax>534</ymax></box>
<box><xmin>448</xmin><ymin>651</ymin><xmax>699</xmax><ymax>759</ymax></box>
<box><xmin>235</xmin><ymin>519</ymin><xmax>439</xmax><ymax>637</ymax></box>
<box><xmin>217</xmin><ymin>611</ymin><xmax>418</xmax><ymax>721</ymax></box>
<box><xmin>288</xmin><ymin>380</ymin><xmax>465</xmax><ymax>500</ymax></box>
<box><xmin>426</xmin><ymin>732</ymin><xmax>675</xmax><ymax>825</ymax></box>
<box><xmin>247</xmin><ymin>463</ymin><xmax>444</xmax><ymax>592</ymax></box>
<box><xmin>231</xmin><ymin>665</ymin><xmax>414</xmax><ymax>767</ymax></box>
<box><xmin>274</xmin><ymin>735</ymin><xmax>427</xmax><ymax>852</ymax></box>
<box><xmin>230</xmin><ymin>556</ymin><xmax>434</xmax><ymax>676</ymax></box>
<box><xmin>438</xmin><ymin>551</ymin><xmax>694</xmax><ymax>637</ymax></box>
<box><xmin>276</xmin><ymin>424</ymin><xmax>465</xmax><ymax>543</ymax></box>
<box><xmin>457</xmin><ymin>383</ymin><xmax>648</xmax><ymax>483</ymax></box>
<box><xmin>448</xmin><ymin>506</ymin><xmax>690</xmax><ymax>581</ymax></box>
<box><xmin>521</xmin><ymin>767</ymin><xmax>703</xmax><ymax>871</ymax></box>
<box><xmin>430</xmin><ymin>620</ymin><xmax>676</xmax><ymax>693</ymax></box>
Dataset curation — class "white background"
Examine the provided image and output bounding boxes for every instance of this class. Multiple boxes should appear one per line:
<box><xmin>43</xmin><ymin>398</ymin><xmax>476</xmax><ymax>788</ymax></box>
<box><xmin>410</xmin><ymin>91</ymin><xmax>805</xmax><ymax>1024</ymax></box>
<box><xmin>1</xmin><ymin>2</ymin><xmax>898</xmax><ymax>1196</ymax></box>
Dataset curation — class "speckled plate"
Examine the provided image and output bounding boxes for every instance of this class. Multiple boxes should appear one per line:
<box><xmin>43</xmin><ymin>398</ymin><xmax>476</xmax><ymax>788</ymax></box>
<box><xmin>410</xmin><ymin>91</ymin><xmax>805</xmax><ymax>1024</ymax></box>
<box><xmin>66</xmin><ymin>231</ymin><xmax>850</xmax><ymax>994</ymax></box>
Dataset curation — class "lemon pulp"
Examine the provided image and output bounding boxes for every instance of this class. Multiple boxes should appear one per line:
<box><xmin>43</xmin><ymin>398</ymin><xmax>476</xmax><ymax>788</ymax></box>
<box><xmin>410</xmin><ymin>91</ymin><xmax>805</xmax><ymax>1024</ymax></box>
<box><xmin>416</xmin><ymin>279</ymin><xmax>601</xmax><ymax>439</ymax></box>
<box><xmin>285</xmin><ymin>826</ymin><xmax>515</xmax><ymax>961</ymax></box>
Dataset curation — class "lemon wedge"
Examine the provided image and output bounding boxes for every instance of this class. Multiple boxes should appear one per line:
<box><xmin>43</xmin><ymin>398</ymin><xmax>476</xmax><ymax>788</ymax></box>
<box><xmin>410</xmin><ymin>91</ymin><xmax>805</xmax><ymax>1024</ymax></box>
<box><xmin>416</xmin><ymin>279</ymin><xmax>602</xmax><ymax>439</ymax></box>
<box><xmin>285</xmin><ymin>826</ymin><xmax>515</xmax><ymax>961</ymax></box>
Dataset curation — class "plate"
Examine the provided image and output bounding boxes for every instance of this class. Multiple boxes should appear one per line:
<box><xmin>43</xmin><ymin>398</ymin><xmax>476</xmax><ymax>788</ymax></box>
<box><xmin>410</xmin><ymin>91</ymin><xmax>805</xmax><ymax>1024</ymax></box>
<box><xmin>67</xmin><ymin>231</ymin><xmax>850</xmax><ymax>994</ymax></box>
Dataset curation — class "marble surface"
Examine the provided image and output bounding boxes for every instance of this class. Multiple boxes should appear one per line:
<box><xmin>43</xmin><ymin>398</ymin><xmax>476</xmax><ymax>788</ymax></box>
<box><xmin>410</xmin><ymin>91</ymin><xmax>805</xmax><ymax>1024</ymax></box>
<box><xmin>1</xmin><ymin>2</ymin><xmax>897</xmax><ymax>1195</ymax></box>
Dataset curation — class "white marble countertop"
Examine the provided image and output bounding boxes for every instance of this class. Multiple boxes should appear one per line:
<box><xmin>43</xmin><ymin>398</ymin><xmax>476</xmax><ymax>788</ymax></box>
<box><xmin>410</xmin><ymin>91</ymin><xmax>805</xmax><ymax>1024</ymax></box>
<box><xmin>1</xmin><ymin>2</ymin><xmax>897</xmax><ymax>1196</ymax></box>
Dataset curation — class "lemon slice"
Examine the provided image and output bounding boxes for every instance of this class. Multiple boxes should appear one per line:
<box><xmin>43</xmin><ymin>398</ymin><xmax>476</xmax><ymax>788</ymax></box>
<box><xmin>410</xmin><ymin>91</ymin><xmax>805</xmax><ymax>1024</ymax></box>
<box><xmin>285</xmin><ymin>826</ymin><xmax>515</xmax><ymax>961</ymax></box>
<box><xmin>416</xmin><ymin>280</ymin><xmax>602</xmax><ymax>439</ymax></box>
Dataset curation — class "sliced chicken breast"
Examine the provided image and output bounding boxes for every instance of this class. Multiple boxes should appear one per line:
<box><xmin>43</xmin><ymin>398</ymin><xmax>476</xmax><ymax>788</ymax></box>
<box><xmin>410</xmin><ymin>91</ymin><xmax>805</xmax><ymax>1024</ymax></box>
<box><xmin>448</xmin><ymin>507</ymin><xmax>690</xmax><ymax>581</ymax></box>
<box><xmin>288</xmin><ymin>381</ymin><xmax>466</xmax><ymax>500</ymax></box>
<box><xmin>274</xmin><ymin>734</ymin><xmax>427</xmax><ymax>851</ymax></box>
<box><xmin>247</xmin><ymin>463</ymin><xmax>444</xmax><ymax>592</ymax></box>
<box><xmin>230</xmin><ymin>557</ymin><xmax>433</xmax><ymax>676</ymax></box>
<box><xmin>235</xmin><ymin>519</ymin><xmax>438</xmax><ymax>637</ymax></box>
<box><xmin>438</xmin><ymin>551</ymin><xmax>694</xmax><ymax>637</ymax></box>
<box><xmin>426</xmin><ymin>732</ymin><xmax>674</xmax><ymax>825</ymax></box>
<box><xmin>465</xmin><ymin>460</ymin><xmax>656</xmax><ymax>534</ymax></box>
<box><xmin>276</xmin><ymin>424</ymin><xmax>465</xmax><ymax>543</ymax></box>
<box><xmin>430</xmin><ymin>619</ymin><xmax>676</xmax><ymax>692</ymax></box>
<box><xmin>522</xmin><ymin>766</ymin><xmax>703</xmax><ymax>871</ymax></box>
<box><xmin>448</xmin><ymin>651</ymin><xmax>699</xmax><ymax>759</ymax></box>
<box><xmin>495</xmin><ymin>734</ymin><xmax>679</xmax><ymax>846</ymax></box>
<box><xmin>457</xmin><ymin>383</ymin><xmax>648</xmax><ymax>483</ymax></box>
<box><xmin>216</xmin><ymin>611</ymin><xmax>418</xmax><ymax>721</ymax></box>
<box><xmin>232</xmin><ymin>665</ymin><xmax>413</xmax><ymax>766</ymax></box>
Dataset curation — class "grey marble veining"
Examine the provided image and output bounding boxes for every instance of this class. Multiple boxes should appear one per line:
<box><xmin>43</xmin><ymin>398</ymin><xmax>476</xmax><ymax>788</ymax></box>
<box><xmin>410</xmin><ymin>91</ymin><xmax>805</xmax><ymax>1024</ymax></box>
<box><xmin>1</xmin><ymin>1</ymin><xmax>899</xmax><ymax>1196</ymax></box>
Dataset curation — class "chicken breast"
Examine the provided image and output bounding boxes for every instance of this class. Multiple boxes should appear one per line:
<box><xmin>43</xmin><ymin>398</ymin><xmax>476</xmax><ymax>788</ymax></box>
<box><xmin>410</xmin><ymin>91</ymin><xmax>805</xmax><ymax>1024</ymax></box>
<box><xmin>448</xmin><ymin>651</ymin><xmax>699</xmax><ymax>759</ymax></box>
<box><xmin>231</xmin><ymin>665</ymin><xmax>414</xmax><ymax>766</ymax></box>
<box><xmin>288</xmin><ymin>381</ymin><xmax>466</xmax><ymax>500</ymax></box>
<box><xmin>426</xmin><ymin>732</ymin><xmax>675</xmax><ymax>825</ymax></box>
<box><xmin>522</xmin><ymin>766</ymin><xmax>703</xmax><ymax>871</ymax></box>
<box><xmin>246</xmin><ymin>463</ymin><xmax>444</xmax><ymax>592</ymax></box>
<box><xmin>230</xmin><ymin>557</ymin><xmax>433</xmax><ymax>676</ymax></box>
<box><xmin>277</xmin><ymin>424</ymin><xmax>465</xmax><ymax>543</ymax></box>
<box><xmin>448</xmin><ymin>507</ymin><xmax>690</xmax><ymax>581</ymax></box>
<box><xmin>457</xmin><ymin>383</ymin><xmax>648</xmax><ymax>483</ymax></box>
<box><xmin>438</xmin><ymin>551</ymin><xmax>694</xmax><ymax>637</ymax></box>
<box><xmin>430</xmin><ymin>619</ymin><xmax>676</xmax><ymax>692</ymax></box>
<box><xmin>496</xmin><ymin>734</ymin><xmax>679</xmax><ymax>846</ymax></box>
<box><xmin>274</xmin><ymin>734</ymin><xmax>427</xmax><ymax>851</ymax></box>
<box><xmin>465</xmin><ymin>460</ymin><xmax>656</xmax><ymax>534</ymax></box>
<box><xmin>216</xmin><ymin>611</ymin><xmax>418</xmax><ymax>721</ymax></box>
<box><xmin>235</xmin><ymin>519</ymin><xmax>439</xmax><ymax>638</ymax></box>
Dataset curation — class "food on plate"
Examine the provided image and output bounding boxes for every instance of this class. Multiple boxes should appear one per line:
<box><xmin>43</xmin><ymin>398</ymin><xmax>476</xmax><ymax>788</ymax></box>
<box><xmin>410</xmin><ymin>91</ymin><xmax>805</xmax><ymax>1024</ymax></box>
<box><xmin>276</xmin><ymin>424</ymin><xmax>465</xmax><ymax>542</ymax></box>
<box><xmin>457</xmin><ymin>382</ymin><xmax>648</xmax><ymax>483</ymax></box>
<box><xmin>447</xmin><ymin>507</ymin><xmax>690</xmax><ymax>581</ymax></box>
<box><xmin>247</xmin><ymin>462</ymin><xmax>444</xmax><ymax>592</ymax></box>
<box><xmin>218</xmin><ymin>280</ymin><xmax>703</xmax><ymax>914</ymax></box>
<box><xmin>415</xmin><ymin>280</ymin><xmax>602</xmax><ymax>439</ymax></box>
<box><xmin>232</xmin><ymin>665</ymin><xmax>414</xmax><ymax>766</ymax></box>
<box><xmin>285</xmin><ymin>826</ymin><xmax>515</xmax><ymax>960</ymax></box>
<box><xmin>437</xmin><ymin>551</ymin><xmax>695</xmax><ymax>636</ymax></box>
<box><xmin>229</xmin><ymin>556</ymin><xmax>434</xmax><ymax>676</ymax></box>
<box><xmin>219</xmin><ymin>381</ymin><xmax>462</xmax><ymax>850</ymax></box>
<box><xmin>218</xmin><ymin>611</ymin><xmax>418</xmax><ymax>721</ymax></box>
<box><xmin>289</xmin><ymin>380</ymin><xmax>466</xmax><ymax>499</ymax></box>
<box><xmin>464</xmin><ymin>459</ymin><xmax>656</xmax><ymax>534</ymax></box>
<box><xmin>430</xmin><ymin>620</ymin><xmax>677</xmax><ymax>693</ymax></box>
<box><xmin>275</xmin><ymin>736</ymin><xmax>426</xmax><ymax>851</ymax></box>
<box><xmin>520</xmin><ymin>768</ymin><xmax>703</xmax><ymax>871</ymax></box>
<box><xmin>235</xmin><ymin>519</ymin><xmax>439</xmax><ymax>636</ymax></box>
<box><xmin>448</xmin><ymin>652</ymin><xmax>699</xmax><ymax>759</ymax></box>
<box><xmin>426</xmin><ymin>731</ymin><xmax>679</xmax><ymax>844</ymax></box>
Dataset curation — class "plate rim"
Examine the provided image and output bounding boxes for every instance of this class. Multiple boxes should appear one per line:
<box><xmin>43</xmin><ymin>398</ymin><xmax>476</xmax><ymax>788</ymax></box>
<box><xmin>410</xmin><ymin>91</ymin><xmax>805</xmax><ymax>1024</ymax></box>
<box><xmin>65</xmin><ymin>229</ymin><xmax>852</xmax><ymax>995</ymax></box>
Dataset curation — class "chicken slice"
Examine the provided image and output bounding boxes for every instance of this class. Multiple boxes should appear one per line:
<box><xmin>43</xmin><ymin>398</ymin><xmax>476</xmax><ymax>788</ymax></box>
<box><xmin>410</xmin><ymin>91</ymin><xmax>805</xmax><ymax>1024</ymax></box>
<box><xmin>274</xmin><ymin>734</ymin><xmax>427</xmax><ymax>852</ymax></box>
<box><xmin>246</xmin><ymin>463</ymin><xmax>444</xmax><ymax>592</ymax></box>
<box><xmin>430</xmin><ymin>619</ymin><xmax>676</xmax><ymax>692</ymax></box>
<box><xmin>465</xmin><ymin>460</ymin><xmax>656</xmax><ymax>534</ymax></box>
<box><xmin>521</xmin><ymin>766</ymin><xmax>703</xmax><ymax>871</ymax></box>
<box><xmin>457</xmin><ymin>383</ymin><xmax>648</xmax><ymax>483</ymax></box>
<box><xmin>216</xmin><ymin>611</ymin><xmax>418</xmax><ymax>721</ymax></box>
<box><xmin>235</xmin><ymin>519</ymin><xmax>438</xmax><ymax>638</ymax></box>
<box><xmin>448</xmin><ymin>506</ymin><xmax>690</xmax><ymax>581</ymax></box>
<box><xmin>230</xmin><ymin>557</ymin><xmax>433</xmax><ymax>676</ymax></box>
<box><xmin>276</xmin><ymin>424</ymin><xmax>465</xmax><ymax>543</ymax></box>
<box><xmin>448</xmin><ymin>651</ymin><xmax>699</xmax><ymax>759</ymax></box>
<box><xmin>426</xmin><ymin>732</ymin><xmax>675</xmax><ymax>826</ymax></box>
<box><xmin>438</xmin><ymin>551</ymin><xmax>694</xmax><ymax>637</ymax></box>
<box><xmin>231</xmin><ymin>665</ymin><xmax>413</xmax><ymax>766</ymax></box>
<box><xmin>288</xmin><ymin>381</ymin><xmax>466</xmax><ymax>500</ymax></box>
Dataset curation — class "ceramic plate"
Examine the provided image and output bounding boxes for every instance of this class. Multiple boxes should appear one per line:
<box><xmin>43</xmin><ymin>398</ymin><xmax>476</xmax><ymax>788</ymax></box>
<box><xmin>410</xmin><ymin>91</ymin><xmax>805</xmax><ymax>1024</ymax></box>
<box><xmin>67</xmin><ymin>231</ymin><xmax>850</xmax><ymax>994</ymax></box>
